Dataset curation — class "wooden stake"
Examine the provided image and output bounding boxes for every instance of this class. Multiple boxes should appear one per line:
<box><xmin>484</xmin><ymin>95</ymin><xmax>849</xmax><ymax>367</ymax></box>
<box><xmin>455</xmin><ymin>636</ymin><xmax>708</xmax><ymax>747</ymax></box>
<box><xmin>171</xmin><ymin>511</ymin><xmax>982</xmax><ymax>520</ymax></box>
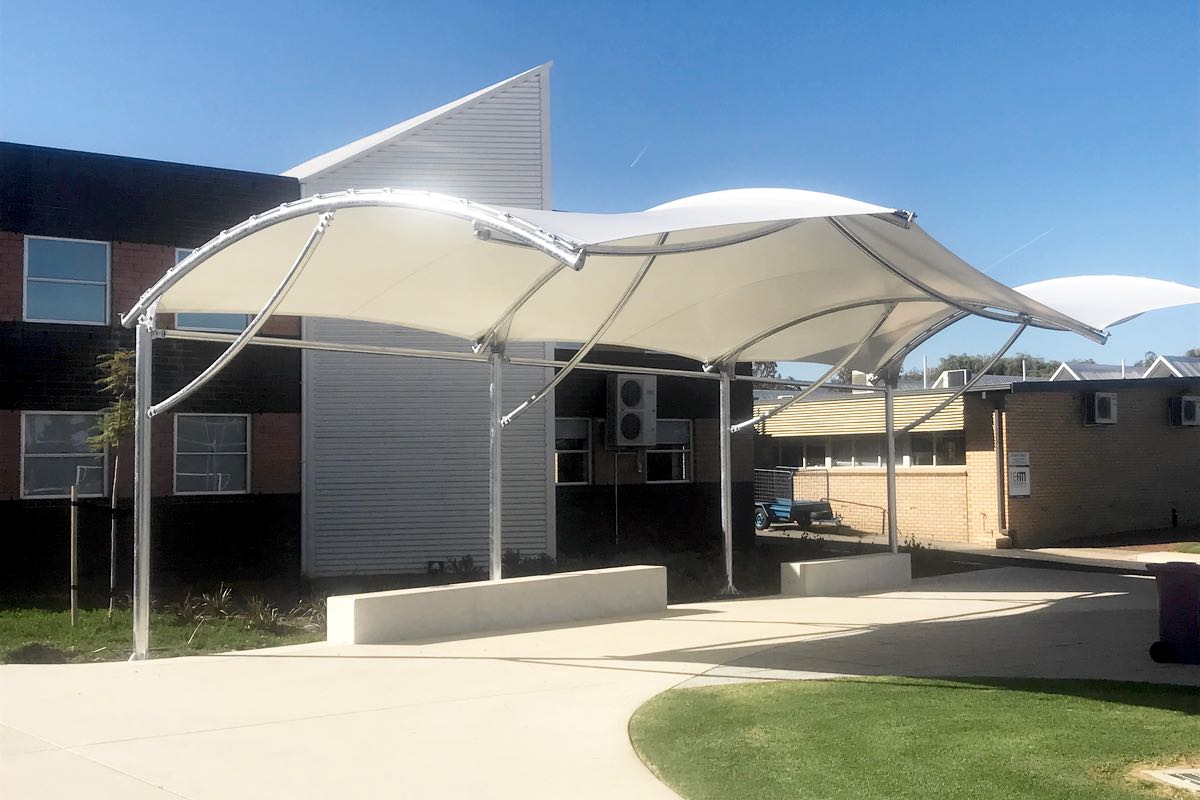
<box><xmin>108</xmin><ymin>454</ymin><xmax>119</xmax><ymax>619</ymax></box>
<box><xmin>70</xmin><ymin>485</ymin><xmax>79</xmax><ymax>626</ymax></box>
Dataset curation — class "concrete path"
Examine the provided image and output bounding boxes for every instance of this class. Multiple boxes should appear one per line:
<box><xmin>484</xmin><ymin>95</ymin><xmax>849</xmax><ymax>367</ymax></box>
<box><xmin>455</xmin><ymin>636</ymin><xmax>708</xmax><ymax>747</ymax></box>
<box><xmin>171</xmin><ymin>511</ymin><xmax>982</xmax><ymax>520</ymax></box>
<box><xmin>2</xmin><ymin>567</ymin><xmax>1194</xmax><ymax>799</ymax></box>
<box><xmin>765</xmin><ymin>527</ymin><xmax>1200</xmax><ymax>571</ymax></box>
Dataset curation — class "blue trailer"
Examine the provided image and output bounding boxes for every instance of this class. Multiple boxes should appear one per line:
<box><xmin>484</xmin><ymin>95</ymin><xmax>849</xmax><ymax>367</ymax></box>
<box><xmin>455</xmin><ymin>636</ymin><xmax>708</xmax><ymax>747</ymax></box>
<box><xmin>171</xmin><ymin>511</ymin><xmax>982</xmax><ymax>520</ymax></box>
<box><xmin>753</xmin><ymin>467</ymin><xmax>839</xmax><ymax>532</ymax></box>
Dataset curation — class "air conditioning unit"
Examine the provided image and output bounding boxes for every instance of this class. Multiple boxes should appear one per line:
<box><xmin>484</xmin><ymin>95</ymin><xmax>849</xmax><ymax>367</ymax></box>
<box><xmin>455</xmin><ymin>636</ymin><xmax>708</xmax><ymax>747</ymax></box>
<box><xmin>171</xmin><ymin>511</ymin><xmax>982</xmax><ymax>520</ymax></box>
<box><xmin>607</xmin><ymin>374</ymin><xmax>657</xmax><ymax>447</ymax></box>
<box><xmin>1083</xmin><ymin>392</ymin><xmax>1118</xmax><ymax>425</ymax></box>
<box><xmin>1169</xmin><ymin>395</ymin><xmax>1200</xmax><ymax>427</ymax></box>
<box><xmin>933</xmin><ymin>369</ymin><xmax>970</xmax><ymax>389</ymax></box>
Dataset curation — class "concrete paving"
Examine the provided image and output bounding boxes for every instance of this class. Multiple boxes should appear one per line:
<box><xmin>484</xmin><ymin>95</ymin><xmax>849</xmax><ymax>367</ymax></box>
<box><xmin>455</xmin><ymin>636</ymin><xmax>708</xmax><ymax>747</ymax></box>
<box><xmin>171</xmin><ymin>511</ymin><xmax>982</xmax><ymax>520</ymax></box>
<box><xmin>763</xmin><ymin>527</ymin><xmax>1200</xmax><ymax>571</ymax></box>
<box><xmin>2</xmin><ymin>567</ymin><xmax>1194</xmax><ymax>799</ymax></box>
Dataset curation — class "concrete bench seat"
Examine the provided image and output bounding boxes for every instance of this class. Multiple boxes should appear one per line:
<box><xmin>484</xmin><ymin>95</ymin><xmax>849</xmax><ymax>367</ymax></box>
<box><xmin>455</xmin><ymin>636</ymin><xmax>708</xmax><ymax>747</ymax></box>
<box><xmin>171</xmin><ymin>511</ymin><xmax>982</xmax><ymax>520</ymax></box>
<box><xmin>780</xmin><ymin>552</ymin><xmax>911</xmax><ymax>596</ymax></box>
<box><xmin>327</xmin><ymin>565</ymin><xmax>667</xmax><ymax>644</ymax></box>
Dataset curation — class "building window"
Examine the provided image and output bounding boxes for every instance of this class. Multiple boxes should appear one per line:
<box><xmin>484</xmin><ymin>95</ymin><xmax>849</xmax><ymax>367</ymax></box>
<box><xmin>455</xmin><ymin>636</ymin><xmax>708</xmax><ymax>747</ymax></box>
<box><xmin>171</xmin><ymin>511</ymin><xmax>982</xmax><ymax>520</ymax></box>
<box><xmin>174</xmin><ymin>414</ymin><xmax>250</xmax><ymax>494</ymax></box>
<box><xmin>646</xmin><ymin>419</ymin><xmax>692</xmax><ymax>483</ymax></box>
<box><xmin>21</xmin><ymin>412</ymin><xmax>107</xmax><ymax>498</ymax></box>
<box><xmin>554</xmin><ymin>417</ymin><xmax>591</xmax><ymax>485</ymax></box>
<box><xmin>937</xmin><ymin>433</ymin><xmax>966</xmax><ymax>466</ymax></box>
<box><xmin>853</xmin><ymin>435</ymin><xmax>882</xmax><ymax>467</ymax></box>
<box><xmin>909</xmin><ymin>434</ymin><xmax>936</xmax><ymax>466</ymax></box>
<box><xmin>831</xmin><ymin>437</ymin><xmax>854</xmax><ymax>467</ymax></box>
<box><xmin>174</xmin><ymin>248</ymin><xmax>249</xmax><ymax>332</ymax></box>
<box><xmin>904</xmin><ymin>432</ymin><xmax>965</xmax><ymax>466</ymax></box>
<box><xmin>24</xmin><ymin>236</ymin><xmax>109</xmax><ymax>324</ymax></box>
<box><xmin>804</xmin><ymin>440</ymin><xmax>828</xmax><ymax>469</ymax></box>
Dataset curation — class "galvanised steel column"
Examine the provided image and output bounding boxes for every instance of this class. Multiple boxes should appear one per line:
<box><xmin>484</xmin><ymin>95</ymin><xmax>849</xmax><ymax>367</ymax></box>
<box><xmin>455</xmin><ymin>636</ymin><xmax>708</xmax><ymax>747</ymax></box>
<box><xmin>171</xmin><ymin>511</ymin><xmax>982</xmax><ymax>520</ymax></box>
<box><xmin>718</xmin><ymin>364</ymin><xmax>738</xmax><ymax>595</ymax></box>
<box><xmin>885</xmin><ymin>384</ymin><xmax>899</xmax><ymax>553</ymax></box>
<box><xmin>489</xmin><ymin>349</ymin><xmax>503</xmax><ymax>580</ymax></box>
<box><xmin>132</xmin><ymin>315</ymin><xmax>154</xmax><ymax>659</ymax></box>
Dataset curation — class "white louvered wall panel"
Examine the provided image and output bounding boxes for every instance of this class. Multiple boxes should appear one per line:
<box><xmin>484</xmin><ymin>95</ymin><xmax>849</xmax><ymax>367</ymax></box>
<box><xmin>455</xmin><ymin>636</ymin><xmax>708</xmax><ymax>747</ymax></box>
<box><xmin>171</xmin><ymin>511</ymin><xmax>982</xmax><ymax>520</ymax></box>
<box><xmin>300</xmin><ymin>68</ymin><xmax>554</xmax><ymax>576</ymax></box>
<box><xmin>307</xmin><ymin>73</ymin><xmax>549</xmax><ymax>207</ymax></box>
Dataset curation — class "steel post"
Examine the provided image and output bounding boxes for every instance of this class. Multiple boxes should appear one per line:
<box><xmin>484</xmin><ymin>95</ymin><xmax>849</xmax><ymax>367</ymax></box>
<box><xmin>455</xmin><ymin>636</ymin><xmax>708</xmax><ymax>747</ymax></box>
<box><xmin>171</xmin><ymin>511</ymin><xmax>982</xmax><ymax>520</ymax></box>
<box><xmin>132</xmin><ymin>315</ymin><xmax>154</xmax><ymax>659</ymax></box>
<box><xmin>717</xmin><ymin>365</ymin><xmax>739</xmax><ymax>596</ymax></box>
<box><xmin>885</xmin><ymin>384</ymin><xmax>899</xmax><ymax>553</ymax></box>
<box><xmin>489</xmin><ymin>350</ymin><xmax>503</xmax><ymax>580</ymax></box>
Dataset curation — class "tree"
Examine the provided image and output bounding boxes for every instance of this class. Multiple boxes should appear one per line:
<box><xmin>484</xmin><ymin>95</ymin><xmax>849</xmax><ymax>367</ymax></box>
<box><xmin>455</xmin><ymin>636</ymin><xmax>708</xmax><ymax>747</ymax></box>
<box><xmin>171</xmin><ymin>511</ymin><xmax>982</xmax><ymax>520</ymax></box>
<box><xmin>752</xmin><ymin>361</ymin><xmax>783</xmax><ymax>388</ymax></box>
<box><xmin>1185</xmin><ymin>347</ymin><xmax>1199</xmax><ymax>358</ymax></box>
<box><xmin>89</xmin><ymin>349</ymin><xmax>135</xmax><ymax>619</ymax></box>
<box><xmin>752</xmin><ymin>361</ymin><xmax>780</xmax><ymax>380</ymax></box>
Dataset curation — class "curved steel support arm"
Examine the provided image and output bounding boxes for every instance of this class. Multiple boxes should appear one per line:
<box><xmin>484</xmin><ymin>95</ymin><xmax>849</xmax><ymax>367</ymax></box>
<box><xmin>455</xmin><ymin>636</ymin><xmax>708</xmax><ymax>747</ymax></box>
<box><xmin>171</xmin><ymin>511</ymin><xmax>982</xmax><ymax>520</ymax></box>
<box><xmin>122</xmin><ymin>189</ymin><xmax>584</xmax><ymax>327</ymax></box>
<box><xmin>731</xmin><ymin>303</ymin><xmax>897</xmax><ymax>433</ymax></box>
<box><xmin>148</xmin><ymin>211</ymin><xmax>334</xmax><ymax>418</ymax></box>
<box><xmin>704</xmin><ymin>296</ymin><xmax>921</xmax><ymax>369</ymax></box>
<box><xmin>873</xmin><ymin>309</ymin><xmax>969</xmax><ymax>379</ymax></box>
<box><xmin>825</xmin><ymin>216</ymin><xmax>1107</xmax><ymax>344</ymax></box>
<box><xmin>500</xmin><ymin>232</ymin><xmax>669</xmax><ymax>427</ymax></box>
<box><xmin>898</xmin><ymin>320</ymin><xmax>1028</xmax><ymax>435</ymax></box>
<box><xmin>473</xmin><ymin>262</ymin><xmax>567</xmax><ymax>352</ymax></box>
<box><xmin>583</xmin><ymin>220</ymin><xmax>800</xmax><ymax>257</ymax></box>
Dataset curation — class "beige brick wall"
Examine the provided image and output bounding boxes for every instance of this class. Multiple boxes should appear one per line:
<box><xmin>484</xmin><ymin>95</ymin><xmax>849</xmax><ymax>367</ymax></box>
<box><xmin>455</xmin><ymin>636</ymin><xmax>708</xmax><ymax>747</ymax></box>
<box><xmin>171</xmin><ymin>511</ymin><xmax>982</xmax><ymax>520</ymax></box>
<box><xmin>793</xmin><ymin>466</ymin><xmax>972</xmax><ymax>543</ymax></box>
<box><xmin>778</xmin><ymin>398</ymin><xmax>1004</xmax><ymax>546</ymax></box>
<box><xmin>1003</xmin><ymin>387</ymin><xmax>1200</xmax><ymax>547</ymax></box>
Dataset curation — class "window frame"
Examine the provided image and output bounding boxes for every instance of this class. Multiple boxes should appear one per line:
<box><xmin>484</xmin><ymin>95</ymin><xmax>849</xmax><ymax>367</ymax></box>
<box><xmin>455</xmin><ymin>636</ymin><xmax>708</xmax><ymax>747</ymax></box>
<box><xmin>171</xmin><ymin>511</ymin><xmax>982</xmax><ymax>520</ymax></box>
<box><xmin>173</xmin><ymin>413</ymin><xmax>252</xmax><ymax>496</ymax></box>
<box><xmin>645</xmin><ymin>418</ymin><xmax>693</xmax><ymax>485</ymax></box>
<box><xmin>19</xmin><ymin>411</ymin><xmax>109</xmax><ymax>499</ymax></box>
<box><xmin>23</xmin><ymin>235</ymin><xmax>111</xmax><ymax>326</ymax></box>
<box><xmin>173</xmin><ymin>248</ymin><xmax>251</xmax><ymax>332</ymax></box>
<box><xmin>553</xmin><ymin>416</ymin><xmax>592</xmax><ymax>486</ymax></box>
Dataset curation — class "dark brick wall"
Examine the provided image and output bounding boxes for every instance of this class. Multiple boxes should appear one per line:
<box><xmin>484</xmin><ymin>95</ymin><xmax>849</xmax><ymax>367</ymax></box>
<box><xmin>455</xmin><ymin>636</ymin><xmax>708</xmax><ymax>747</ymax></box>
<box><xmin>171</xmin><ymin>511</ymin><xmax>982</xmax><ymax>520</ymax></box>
<box><xmin>0</xmin><ymin>231</ymin><xmax>20</xmax><ymax>319</ymax></box>
<box><xmin>0</xmin><ymin>322</ymin><xmax>299</xmax><ymax>413</ymax></box>
<box><xmin>0</xmin><ymin>494</ymin><xmax>301</xmax><ymax>593</ymax></box>
<box><xmin>554</xmin><ymin>348</ymin><xmax>755</xmax><ymax>556</ymax></box>
<box><xmin>0</xmin><ymin>143</ymin><xmax>305</xmax><ymax>593</ymax></box>
<box><xmin>0</xmin><ymin>142</ymin><xmax>299</xmax><ymax>248</ymax></box>
<box><xmin>557</xmin><ymin>482</ymin><xmax>755</xmax><ymax>557</ymax></box>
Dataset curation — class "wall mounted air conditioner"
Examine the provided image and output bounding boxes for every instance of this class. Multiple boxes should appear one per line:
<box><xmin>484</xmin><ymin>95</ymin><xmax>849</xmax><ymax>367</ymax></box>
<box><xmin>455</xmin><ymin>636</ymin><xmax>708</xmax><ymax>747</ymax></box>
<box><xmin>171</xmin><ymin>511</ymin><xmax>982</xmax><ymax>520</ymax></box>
<box><xmin>1169</xmin><ymin>395</ymin><xmax>1199</xmax><ymax>427</ymax></box>
<box><xmin>1083</xmin><ymin>392</ymin><xmax>1118</xmax><ymax>425</ymax></box>
<box><xmin>607</xmin><ymin>374</ymin><xmax>657</xmax><ymax>447</ymax></box>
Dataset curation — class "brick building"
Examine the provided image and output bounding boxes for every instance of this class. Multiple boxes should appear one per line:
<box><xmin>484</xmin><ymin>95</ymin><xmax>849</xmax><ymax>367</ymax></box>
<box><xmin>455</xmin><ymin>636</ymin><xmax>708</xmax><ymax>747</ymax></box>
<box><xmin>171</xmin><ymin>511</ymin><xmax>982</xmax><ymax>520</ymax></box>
<box><xmin>1</xmin><ymin>142</ymin><xmax>302</xmax><ymax>589</ymax></box>
<box><xmin>754</xmin><ymin>375</ymin><xmax>1200</xmax><ymax>547</ymax></box>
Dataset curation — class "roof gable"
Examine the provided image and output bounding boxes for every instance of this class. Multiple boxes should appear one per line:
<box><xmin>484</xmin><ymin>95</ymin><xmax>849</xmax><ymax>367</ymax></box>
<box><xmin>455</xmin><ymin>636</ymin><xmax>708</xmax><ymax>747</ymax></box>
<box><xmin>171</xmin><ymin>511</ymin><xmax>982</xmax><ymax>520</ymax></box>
<box><xmin>283</xmin><ymin>63</ymin><xmax>552</xmax><ymax>184</ymax></box>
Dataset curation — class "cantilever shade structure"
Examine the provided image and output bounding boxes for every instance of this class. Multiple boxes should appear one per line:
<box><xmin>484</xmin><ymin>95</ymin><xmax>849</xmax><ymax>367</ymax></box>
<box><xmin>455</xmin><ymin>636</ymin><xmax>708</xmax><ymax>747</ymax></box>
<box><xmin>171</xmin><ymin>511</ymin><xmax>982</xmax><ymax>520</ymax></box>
<box><xmin>121</xmin><ymin>188</ymin><xmax>1108</xmax><ymax>659</ymax></box>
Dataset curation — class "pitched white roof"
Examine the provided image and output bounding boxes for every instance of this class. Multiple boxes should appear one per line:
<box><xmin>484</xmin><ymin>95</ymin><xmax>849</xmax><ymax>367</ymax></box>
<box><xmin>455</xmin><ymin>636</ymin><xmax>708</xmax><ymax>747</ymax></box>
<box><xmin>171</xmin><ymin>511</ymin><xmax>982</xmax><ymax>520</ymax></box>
<box><xmin>124</xmin><ymin>187</ymin><xmax>1105</xmax><ymax>371</ymax></box>
<box><xmin>282</xmin><ymin>63</ymin><xmax>552</xmax><ymax>182</ymax></box>
<box><xmin>1143</xmin><ymin>354</ymin><xmax>1200</xmax><ymax>378</ymax></box>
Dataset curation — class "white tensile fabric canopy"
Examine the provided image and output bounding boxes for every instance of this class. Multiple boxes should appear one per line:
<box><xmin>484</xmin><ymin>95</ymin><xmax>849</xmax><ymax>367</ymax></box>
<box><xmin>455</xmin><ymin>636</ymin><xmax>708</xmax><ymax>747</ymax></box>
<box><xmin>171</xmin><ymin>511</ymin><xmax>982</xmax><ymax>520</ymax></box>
<box><xmin>124</xmin><ymin>188</ymin><xmax>1107</xmax><ymax>372</ymax></box>
<box><xmin>1016</xmin><ymin>275</ymin><xmax>1200</xmax><ymax>330</ymax></box>
<box><xmin>120</xmin><ymin>186</ymin><xmax>1119</xmax><ymax>661</ymax></box>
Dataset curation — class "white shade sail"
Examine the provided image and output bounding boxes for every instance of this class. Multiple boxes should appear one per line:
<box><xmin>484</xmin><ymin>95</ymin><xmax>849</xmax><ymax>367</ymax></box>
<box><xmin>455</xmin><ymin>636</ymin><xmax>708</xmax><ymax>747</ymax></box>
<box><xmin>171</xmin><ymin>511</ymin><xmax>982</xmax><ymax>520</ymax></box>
<box><xmin>124</xmin><ymin>188</ymin><xmax>1106</xmax><ymax>370</ymax></box>
<box><xmin>1016</xmin><ymin>275</ymin><xmax>1200</xmax><ymax>330</ymax></box>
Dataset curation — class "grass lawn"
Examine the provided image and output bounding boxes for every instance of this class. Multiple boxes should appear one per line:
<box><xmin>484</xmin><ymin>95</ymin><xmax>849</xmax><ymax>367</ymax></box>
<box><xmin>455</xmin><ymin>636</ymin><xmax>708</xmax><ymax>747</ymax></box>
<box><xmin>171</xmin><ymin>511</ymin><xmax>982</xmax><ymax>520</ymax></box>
<box><xmin>630</xmin><ymin>677</ymin><xmax>1200</xmax><ymax>800</ymax></box>
<box><xmin>1173</xmin><ymin>542</ymin><xmax>1200</xmax><ymax>554</ymax></box>
<box><xmin>0</xmin><ymin>607</ymin><xmax>323</xmax><ymax>663</ymax></box>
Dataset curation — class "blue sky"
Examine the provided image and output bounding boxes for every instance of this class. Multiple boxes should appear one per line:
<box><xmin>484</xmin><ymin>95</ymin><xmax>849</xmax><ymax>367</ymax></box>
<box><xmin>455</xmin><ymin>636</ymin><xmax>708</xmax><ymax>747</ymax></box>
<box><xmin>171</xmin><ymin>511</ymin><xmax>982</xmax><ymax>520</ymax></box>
<box><xmin>2</xmin><ymin>1</ymin><xmax>1196</xmax><ymax>375</ymax></box>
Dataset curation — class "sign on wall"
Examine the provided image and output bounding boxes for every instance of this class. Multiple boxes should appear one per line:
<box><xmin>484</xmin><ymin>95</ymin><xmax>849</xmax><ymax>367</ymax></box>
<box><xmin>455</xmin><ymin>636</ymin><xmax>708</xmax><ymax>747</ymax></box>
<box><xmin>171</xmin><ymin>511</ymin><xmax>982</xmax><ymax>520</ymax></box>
<box><xmin>1008</xmin><ymin>466</ymin><xmax>1031</xmax><ymax>497</ymax></box>
<box><xmin>1008</xmin><ymin>452</ymin><xmax>1030</xmax><ymax>467</ymax></box>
